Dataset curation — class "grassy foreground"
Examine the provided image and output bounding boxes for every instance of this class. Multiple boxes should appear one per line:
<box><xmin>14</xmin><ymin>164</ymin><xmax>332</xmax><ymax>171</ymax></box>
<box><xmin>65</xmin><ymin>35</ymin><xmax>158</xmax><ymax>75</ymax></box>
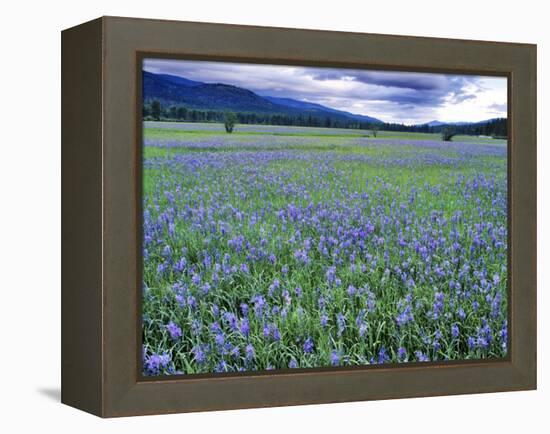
<box><xmin>141</xmin><ymin>122</ymin><xmax>508</xmax><ymax>376</ymax></box>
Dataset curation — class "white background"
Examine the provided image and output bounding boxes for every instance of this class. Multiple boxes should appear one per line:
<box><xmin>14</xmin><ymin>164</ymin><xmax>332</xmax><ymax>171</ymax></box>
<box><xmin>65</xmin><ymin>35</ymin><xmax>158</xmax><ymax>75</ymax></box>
<box><xmin>0</xmin><ymin>0</ymin><xmax>547</xmax><ymax>432</ymax></box>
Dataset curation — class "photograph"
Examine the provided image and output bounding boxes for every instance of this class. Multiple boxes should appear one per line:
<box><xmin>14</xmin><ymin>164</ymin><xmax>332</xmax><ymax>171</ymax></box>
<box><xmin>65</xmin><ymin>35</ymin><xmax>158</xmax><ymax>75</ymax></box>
<box><xmin>0</xmin><ymin>0</ymin><xmax>542</xmax><ymax>427</ymax></box>
<box><xmin>140</xmin><ymin>58</ymin><xmax>509</xmax><ymax>376</ymax></box>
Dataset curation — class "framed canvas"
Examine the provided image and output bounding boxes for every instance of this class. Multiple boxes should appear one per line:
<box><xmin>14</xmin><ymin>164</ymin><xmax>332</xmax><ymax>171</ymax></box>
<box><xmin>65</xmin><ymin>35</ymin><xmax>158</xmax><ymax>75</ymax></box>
<box><xmin>61</xmin><ymin>16</ymin><xmax>537</xmax><ymax>417</ymax></box>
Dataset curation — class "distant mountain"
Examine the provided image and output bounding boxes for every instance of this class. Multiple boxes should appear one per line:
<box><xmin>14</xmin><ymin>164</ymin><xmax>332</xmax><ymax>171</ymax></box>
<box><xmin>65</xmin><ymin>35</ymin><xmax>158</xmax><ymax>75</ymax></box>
<box><xmin>142</xmin><ymin>71</ymin><xmax>383</xmax><ymax>124</ymax></box>
<box><xmin>262</xmin><ymin>96</ymin><xmax>326</xmax><ymax>110</ymax></box>
<box><xmin>155</xmin><ymin>74</ymin><xmax>202</xmax><ymax>87</ymax></box>
<box><xmin>263</xmin><ymin>96</ymin><xmax>382</xmax><ymax>124</ymax></box>
<box><xmin>422</xmin><ymin>118</ymin><xmax>501</xmax><ymax>127</ymax></box>
<box><xmin>417</xmin><ymin>117</ymin><xmax>507</xmax><ymax>137</ymax></box>
<box><xmin>143</xmin><ymin>71</ymin><xmax>281</xmax><ymax>112</ymax></box>
<box><xmin>424</xmin><ymin>120</ymin><xmax>446</xmax><ymax>127</ymax></box>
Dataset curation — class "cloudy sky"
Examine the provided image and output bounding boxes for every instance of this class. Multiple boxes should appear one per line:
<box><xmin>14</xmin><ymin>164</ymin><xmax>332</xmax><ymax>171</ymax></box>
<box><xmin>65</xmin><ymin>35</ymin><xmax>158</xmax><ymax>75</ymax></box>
<box><xmin>143</xmin><ymin>58</ymin><xmax>507</xmax><ymax>125</ymax></box>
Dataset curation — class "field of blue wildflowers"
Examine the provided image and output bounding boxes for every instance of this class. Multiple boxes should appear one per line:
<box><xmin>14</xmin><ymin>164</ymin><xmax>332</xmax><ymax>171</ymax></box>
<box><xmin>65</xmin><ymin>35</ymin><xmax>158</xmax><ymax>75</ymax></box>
<box><xmin>142</xmin><ymin>123</ymin><xmax>508</xmax><ymax>376</ymax></box>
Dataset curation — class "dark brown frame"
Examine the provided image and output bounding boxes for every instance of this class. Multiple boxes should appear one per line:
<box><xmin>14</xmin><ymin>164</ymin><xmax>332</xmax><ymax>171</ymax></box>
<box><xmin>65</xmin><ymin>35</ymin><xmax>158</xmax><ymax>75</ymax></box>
<box><xmin>62</xmin><ymin>16</ymin><xmax>537</xmax><ymax>417</ymax></box>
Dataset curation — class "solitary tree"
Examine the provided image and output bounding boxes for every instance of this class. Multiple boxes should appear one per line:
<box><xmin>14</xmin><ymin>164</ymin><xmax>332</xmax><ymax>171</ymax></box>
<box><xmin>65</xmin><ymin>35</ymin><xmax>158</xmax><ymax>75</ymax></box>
<box><xmin>441</xmin><ymin>127</ymin><xmax>457</xmax><ymax>141</ymax></box>
<box><xmin>371</xmin><ymin>124</ymin><xmax>380</xmax><ymax>138</ymax></box>
<box><xmin>151</xmin><ymin>100</ymin><xmax>161</xmax><ymax>121</ymax></box>
<box><xmin>224</xmin><ymin>112</ymin><xmax>238</xmax><ymax>133</ymax></box>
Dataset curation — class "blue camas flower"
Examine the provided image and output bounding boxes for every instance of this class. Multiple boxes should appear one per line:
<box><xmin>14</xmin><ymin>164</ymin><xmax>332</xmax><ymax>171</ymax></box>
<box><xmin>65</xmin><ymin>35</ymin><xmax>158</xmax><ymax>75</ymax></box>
<box><xmin>303</xmin><ymin>337</ymin><xmax>314</xmax><ymax>354</ymax></box>
<box><xmin>165</xmin><ymin>321</ymin><xmax>182</xmax><ymax>341</ymax></box>
<box><xmin>142</xmin><ymin>133</ymin><xmax>508</xmax><ymax>375</ymax></box>
<box><xmin>144</xmin><ymin>352</ymin><xmax>172</xmax><ymax>376</ymax></box>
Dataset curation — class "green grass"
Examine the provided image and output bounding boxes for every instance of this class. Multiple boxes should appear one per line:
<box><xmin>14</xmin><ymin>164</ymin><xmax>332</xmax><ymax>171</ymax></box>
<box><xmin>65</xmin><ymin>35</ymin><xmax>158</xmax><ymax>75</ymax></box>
<box><xmin>144</xmin><ymin>125</ymin><xmax>443</xmax><ymax>141</ymax></box>
<box><xmin>141</xmin><ymin>123</ymin><xmax>508</xmax><ymax>376</ymax></box>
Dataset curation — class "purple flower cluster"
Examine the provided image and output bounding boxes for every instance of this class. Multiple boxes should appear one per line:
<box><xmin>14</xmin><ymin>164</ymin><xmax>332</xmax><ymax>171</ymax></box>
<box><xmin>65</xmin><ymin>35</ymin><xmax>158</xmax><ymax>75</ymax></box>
<box><xmin>141</xmin><ymin>127</ymin><xmax>508</xmax><ymax>375</ymax></box>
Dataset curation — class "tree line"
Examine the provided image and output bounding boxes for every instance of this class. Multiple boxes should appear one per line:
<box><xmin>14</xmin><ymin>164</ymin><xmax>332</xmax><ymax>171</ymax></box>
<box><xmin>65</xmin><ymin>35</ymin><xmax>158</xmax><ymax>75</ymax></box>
<box><xmin>143</xmin><ymin>102</ymin><xmax>377</xmax><ymax>129</ymax></box>
<box><xmin>143</xmin><ymin>101</ymin><xmax>507</xmax><ymax>137</ymax></box>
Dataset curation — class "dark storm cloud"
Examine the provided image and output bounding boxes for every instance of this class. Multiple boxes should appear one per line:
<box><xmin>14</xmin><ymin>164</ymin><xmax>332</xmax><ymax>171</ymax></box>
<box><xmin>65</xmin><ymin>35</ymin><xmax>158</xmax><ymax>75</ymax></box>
<box><xmin>449</xmin><ymin>92</ymin><xmax>478</xmax><ymax>103</ymax></box>
<box><xmin>307</xmin><ymin>69</ymin><xmax>482</xmax><ymax>107</ymax></box>
<box><xmin>313</xmin><ymin>70</ymin><xmax>451</xmax><ymax>91</ymax></box>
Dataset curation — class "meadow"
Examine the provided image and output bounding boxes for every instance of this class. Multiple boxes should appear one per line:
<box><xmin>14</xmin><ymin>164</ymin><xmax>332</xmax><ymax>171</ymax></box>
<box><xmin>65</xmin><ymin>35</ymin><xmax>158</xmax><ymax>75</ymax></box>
<box><xmin>141</xmin><ymin>121</ymin><xmax>508</xmax><ymax>376</ymax></box>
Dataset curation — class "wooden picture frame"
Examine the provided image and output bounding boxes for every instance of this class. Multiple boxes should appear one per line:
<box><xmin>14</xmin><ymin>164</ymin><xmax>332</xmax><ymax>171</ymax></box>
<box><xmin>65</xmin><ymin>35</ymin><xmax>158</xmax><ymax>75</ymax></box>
<box><xmin>61</xmin><ymin>16</ymin><xmax>536</xmax><ymax>417</ymax></box>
